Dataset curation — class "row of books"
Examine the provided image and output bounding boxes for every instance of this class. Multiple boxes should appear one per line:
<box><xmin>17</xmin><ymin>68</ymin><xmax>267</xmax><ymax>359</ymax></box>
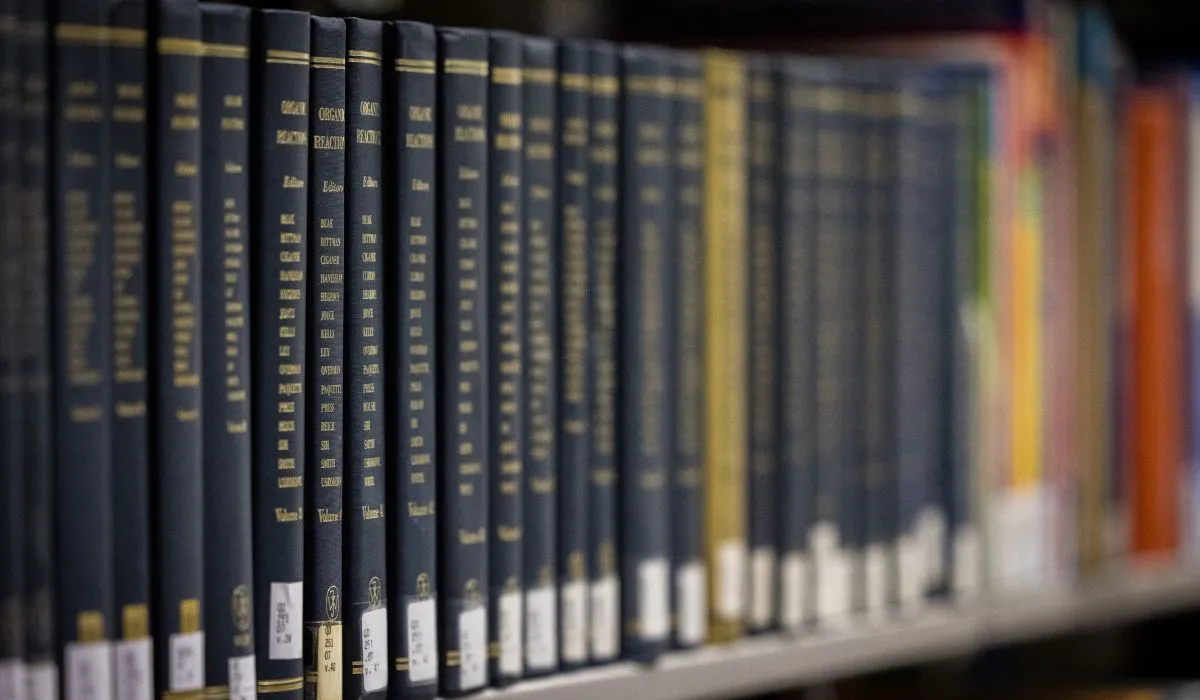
<box><xmin>0</xmin><ymin>0</ymin><xmax>1190</xmax><ymax>699</ymax></box>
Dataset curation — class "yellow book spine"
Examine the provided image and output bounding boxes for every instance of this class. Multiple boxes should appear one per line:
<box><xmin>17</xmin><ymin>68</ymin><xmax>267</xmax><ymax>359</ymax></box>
<box><xmin>703</xmin><ymin>49</ymin><xmax>748</xmax><ymax>643</ymax></box>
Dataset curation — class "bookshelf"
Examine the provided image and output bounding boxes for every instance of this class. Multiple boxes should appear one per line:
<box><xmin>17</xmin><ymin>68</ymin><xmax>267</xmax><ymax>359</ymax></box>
<box><xmin>468</xmin><ymin>566</ymin><xmax>1200</xmax><ymax>700</ymax></box>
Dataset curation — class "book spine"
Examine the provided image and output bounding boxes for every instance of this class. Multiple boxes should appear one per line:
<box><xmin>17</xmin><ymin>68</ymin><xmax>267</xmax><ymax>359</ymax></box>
<box><xmin>304</xmin><ymin>16</ymin><xmax>347</xmax><ymax>700</ymax></box>
<box><xmin>343</xmin><ymin>17</ymin><xmax>387</xmax><ymax>700</ymax></box>
<box><xmin>108</xmin><ymin>1</ymin><xmax>153</xmax><ymax>695</ymax></box>
<box><xmin>619</xmin><ymin>47</ymin><xmax>672</xmax><ymax>661</ymax></box>
<box><xmin>250</xmin><ymin>9</ymin><xmax>309</xmax><ymax>698</ymax></box>
<box><xmin>811</xmin><ymin>64</ymin><xmax>854</xmax><ymax>627</ymax></box>
<box><xmin>702</xmin><ymin>49</ymin><xmax>748</xmax><ymax>643</ymax></box>
<box><xmin>436</xmin><ymin>26</ymin><xmax>489</xmax><ymax>696</ymax></box>
<box><xmin>556</xmin><ymin>39</ymin><xmax>590</xmax><ymax>669</ymax></box>
<box><xmin>0</xmin><ymin>0</ymin><xmax>23</xmax><ymax>691</ymax></box>
<box><xmin>745</xmin><ymin>54</ymin><xmax>777</xmax><ymax>635</ymax></box>
<box><xmin>520</xmin><ymin>36</ymin><xmax>559</xmax><ymax>678</ymax></box>
<box><xmin>384</xmin><ymin>20</ymin><xmax>438</xmax><ymax>700</ymax></box>
<box><xmin>669</xmin><ymin>51</ymin><xmax>706</xmax><ymax>649</ymax></box>
<box><xmin>777</xmin><ymin>59</ymin><xmax>819</xmax><ymax>634</ymax></box>
<box><xmin>199</xmin><ymin>5</ymin><xmax>254</xmax><ymax>699</ymax></box>
<box><xmin>486</xmin><ymin>31</ymin><xmax>524</xmax><ymax>687</ymax></box>
<box><xmin>53</xmin><ymin>0</ymin><xmax>117</xmax><ymax>694</ymax></box>
<box><xmin>586</xmin><ymin>41</ymin><xmax>620</xmax><ymax>664</ymax></box>
<box><xmin>861</xmin><ymin>67</ymin><xmax>898</xmax><ymax>620</ymax></box>
<box><xmin>151</xmin><ymin>0</ymin><xmax>205</xmax><ymax>694</ymax></box>
<box><xmin>18</xmin><ymin>4</ymin><xmax>57</xmax><ymax>690</ymax></box>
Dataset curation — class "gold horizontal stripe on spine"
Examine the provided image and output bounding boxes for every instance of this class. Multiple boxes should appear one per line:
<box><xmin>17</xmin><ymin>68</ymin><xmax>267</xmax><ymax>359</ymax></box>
<box><xmin>351</xmin><ymin>667</ymin><xmax>364</xmax><ymax>676</ymax></box>
<box><xmin>444</xmin><ymin>58</ymin><xmax>487</xmax><ymax>69</ymax></box>
<box><xmin>311</xmin><ymin>55</ymin><xmax>345</xmax><ymax>65</ymax></box>
<box><xmin>267</xmin><ymin>49</ymin><xmax>310</xmax><ymax>60</ymax></box>
<box><xmin>626</xmin><ymin>75</ymin><xmax>672</xmax><ymax>95</ymax></box>
<box><xmin>349</xmin><ymin>49</ymin><xmax>381</xmax><ymax>59</ymax></box>
<box><xmin>312</xmin><ymin>65</ymin><xmax>346</xmax><ymax>70</ymax></box>
<box><xmin>55</xmin><ymin>23</ymin><xmax>147</xmax><ymax>46</ymax></box>
<box><xmin>348</xmin><ymin>57</ymin><xmax>382</xmax><ymax>66</ymax></box>
<box><xmin>396</xmin><ymin>66</ymin><xmax>435</xmax><ymax>74</ymax></box>
<box><xmin>591</xmin><ymin>75</ymin><xmax>619</xmax><ymax>95</ymax></box>
<box><xmin>560</xmin><ymin>72</ymin><xmax>588</xmax><ymax>91</ymax></box>
<box><xmin>159</xmin><ymin>37</ymin><xmax>204</xmax><ymax>56</ymax></box>
<box><xmin>396</xmin><ymin>58</ymin><xmax>435</xmax><ymax>68</ymax></box>
<box><xmin>675</xmin><ymin>77</ymin><xmax>703</xmax><ymax>99</ymax></box>
<box><xmin>523</xmin><ymin>67</ymin><xmax>556</xmax><ymax>85</ymax></box>
<box><xmin>204</xmin><ymin>42</ymin><xmax>248</xmax><ymax>58</ymax></box>
<box><xmin>444</xmin><ymin>67</ymin><xmax>487</xmax><ymax>76</ymax></box>
<box><xmin>491</xmin><ymin>66</ymin><xmax>522</xmax><ymax>85</ymax></box>
<box><xmin>257</xmin><ymin>678</ymin><xmax>305</xmax><ymax>693</ymax></box>
<box><xmin>266</xmin><ymin>58</ymin><xmax>308</xmax><ymax>66</ymax></box>
<box><xmin>394</xmin><ymin>659</ymin><xmax>410</xmax><ymax>670</ymax></box>
<box><xmin>203</xmin><ymin>686</ymin><xmax>229</xmax><ymax>699</ymax></box>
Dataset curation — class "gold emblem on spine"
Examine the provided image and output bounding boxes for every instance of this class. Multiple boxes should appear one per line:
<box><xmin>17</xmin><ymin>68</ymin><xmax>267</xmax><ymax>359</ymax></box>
<box><xmin>368</xmin><ymin>577</ymin><xmax>382</xmax><ymax>608</ymax></box>
<box><xmin>325</xmin><ymin>586</ymin><xmax>340</xmax><ymax>621</ymax></box>
<box><xmin>416</xmin><ymin>573</ymin><xmax>431</xmax><ymax>600</ymax></box>
<box><xmin>180</xmin><ymin>598</ymin><xmax>201</xmax><ymax>634</ymax></box>
<box><xmin>232</xmin><ymin>585</ymin><xmax>251</xmax><ymax>633</ymax></box>
<box><xmin>464</xmin><ymin>579</ymin><xmax>481</xmax><ymax>607</ymax></box>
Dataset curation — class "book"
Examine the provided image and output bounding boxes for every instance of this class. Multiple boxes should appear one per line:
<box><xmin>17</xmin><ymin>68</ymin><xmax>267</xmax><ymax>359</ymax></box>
<box><xmin>250</xmin><ymin>9</ymin><xmax>310</xmax><ymax>698</ymax></box>
<box><xmin>436</xmin><ymin>25</ymin><xmax>490</xmax><ymax>696</ymax></box>
<box><xmin>109</xmin><ymin>0</ymin><xmax>152</xmax><ymax>694</ymax></box>
<box><xmin>305</xmin><ymin>15</ymin><xmax>347</xmax><ymax>700</ymax></box>
<box><xmin>670</xmin><ymin>49</ymin><xmax>707</xmax><ymax>648</ymax></box>
<box><xmin>0</xmin><ymin>0</ymin><xmax>24</xmax><ymax>689</ymax></box>
<box><xmin>777</xmin><ymin>57</ymin><xmax>821</xmax><ymax>634</ymax></box>
<box><xmin>150</xmin><ymin>0</ymin><xmax>205</xmax><ymax>694</ymax></box>
<box><xmin>200</xmin><ymin>5</ymin><xmax>254</xmax><ymax>699</ymax></box>
<box><xmin>343</xmin><ymin>16</ymin><xmax>388</xmax><ymax>699</ymax></box>
<box><xmin>18</xmin><ymin>3</ymin><xmax>57</xmax><ymax>692</ymax></box>
<box><xmin>520</xmin><ymin>34</ymin><xmax>559</xmax><ymax>678</ymax></box>
<box><xmin>486</xmin><ymin>29</ymin><xmax>525</xmax><ymax>687</ymax></box>
<box><xmin>746</xmin><ymin>52</ymin><xmax>777</xmax><ymax>635</ymax></box>
<box><xmin>384</xmin><ymin>19</ymin><xmax>438</xmax><ymax>699</ymax></box>
<box><xmin>703</xmin><ymin>48</ymin><xmax>749</xmax><ymax>643</ymax></box>
<box><xmin>619</xmin><ymin>45</ymin><xmax>674</xmax><ymax>661</ymax></box>
<box><xmin>557</xmin><ymin>38</ymin><xmax>590</xmax><ymax>669</ymax></box>
<box><xmin>586</xmin><ymin>39</ymin><xmax>621</xmax><ymax>665</ymax></box>
<box><xmin>53</xmin><ymin>0</ymin><xmax>118</xmax><ymax>695</ymax></box>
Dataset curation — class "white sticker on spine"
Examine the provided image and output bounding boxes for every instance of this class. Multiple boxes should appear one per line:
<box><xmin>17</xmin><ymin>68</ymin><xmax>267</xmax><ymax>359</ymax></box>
<box><xmin>269</xmin><ymin>581</ymin><xmax>303</xmax><ymax>660</ymax></box>
<box><xmin>674</xmin><ymin>561</ymin><xmax>706</xmax><ymax>646</ymax></box>
<box><xmin>524</xmin><ymin>586</ymin><xmax>556</xmax><ymax>671</ymax></box>
<box><xmin>27</xmin><ymin>661</ymin><xmax>58</xmax><ymax>700</ymax></box>
<box><xmin>0</xmin><ymin>659</ymin><xmax>27</xmax><ymax>700</ymax></box>
<box><xmin>114</xmin><ymin>637</ymin><xmax>152</xmax><ymax>700</ymax></box>
<box><xmin>65</xmin><ymin>641</ymin><xmax>113</xmax><ymax>700</ymax></box>
<box><xmin>360</xmin><ymin>608</ymin><xmax>388</xmax><ymax>693</ymax></box>
<box><xmin>637</xmin><ymin>558</ymin><xmax>669</xmax><ymax>641</ymax></box>
<box><xmin>750</xmin><ymin>548</ymin><xmax>775</xmax><ymax>628</ymax></box>
<box><xmin>561</xmin><ymin>581</ymin><xmax>587</xmax><ymax>663</ymax></box>
<box><xmin>865</xmin><ymin>544</ymin><xmax>889</xmax><ymax>621</ymax></box>
<box><xmin>780</xmin><ymin>552</ymin><xmax>807</xmax><ymax>631</ymax></box>
<box><xmin>588</xmin><ymin>576</ymin><xmax>618</xmax><ymax>660</ymax></box>
<box><xmin>498</xmin><ymin>591</ymin><xmax>522</xmax><ymax>676</ymax></box>
<box><xmin>405</xmin><ymin>598</ymin><xmax>437</xmax><ymax>684</ymax></box>
<box><xmin>717</xmin><ymin>541</ymin><xmax>747</xmax><ymax>621</ymax></box>
<box><xmin>168</xmin><ymin>631</ymin><xmax>203</xmax><ymax>692</ymax></box>
<box><xmin>227</xmin><ymin>654</ymin><xmax>256</xmax><ymax>700</ymax></box>
<box><xmin>897</xmin><ymin>533</ymin><xmax>924</xmax><ymax>612</ymax></box>
<box><xmin>457</xmin><ymin>606</ymin><xmax>486</xmax><ymax>690</ymax></box>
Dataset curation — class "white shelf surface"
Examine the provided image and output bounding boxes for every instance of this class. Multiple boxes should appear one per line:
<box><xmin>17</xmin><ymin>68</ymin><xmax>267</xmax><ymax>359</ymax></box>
<box><xmin>473</xmin><ymin>566</ymin><xmax>1200</xmax><ymax>700</ymax></box>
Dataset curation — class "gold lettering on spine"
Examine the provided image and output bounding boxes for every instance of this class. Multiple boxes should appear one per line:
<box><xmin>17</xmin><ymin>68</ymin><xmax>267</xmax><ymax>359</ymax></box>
<box><xmin>111</xmin><ymin>60</ymin><xmax>147</xmax><ymax>396</ymax></box>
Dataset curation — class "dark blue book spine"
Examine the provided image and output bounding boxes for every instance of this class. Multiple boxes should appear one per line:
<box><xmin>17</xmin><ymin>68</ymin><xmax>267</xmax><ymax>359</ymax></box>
<box><xmin>384</xmin><ymin>20</ymin><xmax>438</xmax><ymax>700</ymax></box>
<box><xmin>18</xmin><ymin>4</ymin><xmax>57</xmax><ymax>690</ymax></box>
<box><xmin>556</xmin><ymin>39</ymin><xmax>590</xmax><ymax>669</ymax></box>
<box><xmin>894</xmin><ymin>70</ymin><xmax>940</xmax><ymax>612</ymax></box>
<box><xmin>200</xmin><ymin>5</ymin><xmax>255</xmax><ymax>699</ymax></box>
<box><xmin>776</xmin><ymin>58</ymin><xmax>820</xmax><ymax>633</ymax></box>
<box><xmin>150</xmin><ymin>0</ymin><xmax>205</xmax><ymax>694</ymax></box>
<box><xmin>619</xmin><ymin>46</ymin><xmax>672</xmax><ymax>662</ymax></box>
<box><xmin>668</xmin><ymin>50</ymin><xmax>706</xmax><ymax>648</ymax></box>
<box><xmin>250</xmin><ymin>9</ymin><xmax>309</xmax><ymax>698</ymax></box>
<box><xmin>304</xmin><ymin>16</ymin><xmax>347</xmax><ymax>700</ymax></box>
<box><xmin>860</xmin><ymin>65</ymin><xmax>898</xmax><ymax>620</ymax></box>
<box><xmin>0</xmin><ymin>0</ymin><xmax>25</xmax><ymax>686</ymax></box>
<box><xmin>435</xmin><ymin>26</ymin><xmax>489</xmax><ymax>696</ymax></box>
<box><xmin>344</xmin><ymin>17</ymin><xmax>388</xmax><ymax>700</ymax></box>
<box><xmin>520</xmin><ymin>35</ymin><xmax>559</xmax><ymax>679</ymax></box>
<box><xmin>486</xmin><ymin>31</ymin><xmax>524</xmax><ymax>687</ymax></box>
<box><xmin>53</xmin><ymin>0</ymin><xmax>117</xmax><ymax>692</ymax></box>
<box><xmin>746</xmin><ymin>54</ymin><xmax>778</xmax><ymax>635</ymax></box>
<box><xmin>585</xmin><ymin>41</ymin><xmax>620</xmax><ymax>663</ymax></box>
<box><xmin>108</xmin><ymin>0</ymin><xmax>153</xmax><ymax>693</ymax></box>
<box><xmin>811</xmin><ymin>64</ymin><xmax>855</xmax><ymax>628</ymax></box>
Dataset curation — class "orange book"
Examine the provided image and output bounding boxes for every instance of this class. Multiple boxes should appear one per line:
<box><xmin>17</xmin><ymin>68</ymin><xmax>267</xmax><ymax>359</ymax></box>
<box><xmin>1127</xmin><ymin>86</ymin><xmax>1186</xmax><ymax>558</ymax></box>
